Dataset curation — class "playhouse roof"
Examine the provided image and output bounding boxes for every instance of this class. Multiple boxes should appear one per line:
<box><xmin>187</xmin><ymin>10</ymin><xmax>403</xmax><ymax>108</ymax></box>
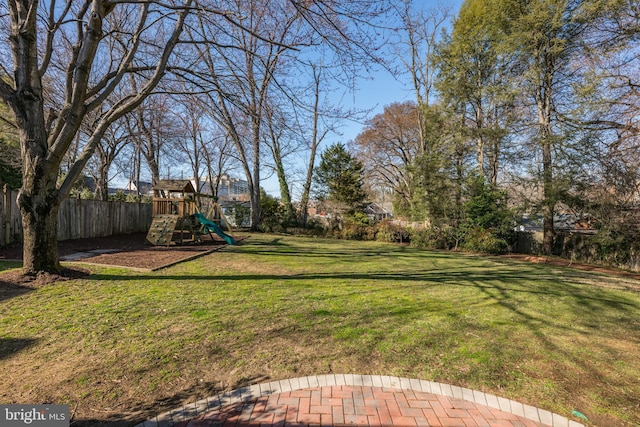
<box><xmin>153</xmin><ymin>179</ymin><xmax>196</xmax><ymax>194</ymax></box>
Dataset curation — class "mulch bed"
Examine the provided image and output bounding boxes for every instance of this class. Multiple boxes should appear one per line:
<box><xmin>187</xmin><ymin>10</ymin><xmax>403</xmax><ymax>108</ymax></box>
<box><xmin>0</xmin><ymin>232</ymin><xmax>243</xmax><ymax>303</ymax></box>
<box><xmin>0</xmin><ymin>231</ymin><xmax>239</xmax><ymax>275</ymax></box>
<box><xmin>500</xmin><ymin>253</ymin><xmax>640</xmax><ymax>280</ymax></box>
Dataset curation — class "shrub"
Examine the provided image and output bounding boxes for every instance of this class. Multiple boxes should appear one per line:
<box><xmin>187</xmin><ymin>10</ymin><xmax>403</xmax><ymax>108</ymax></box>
<box><xmin>228</xmin><ymin>203</ymin><xmax>251</xmax><ymax>228</ymax></box>
<box><xmin>341</xmin><ymin>211</ymin><xmax>376</xmax><ymax>240</ymax></box>
<box><xmin>375</xmin><ymin>220</ymin><xmax>410</xmax><ymax>243</ymax></box>
<box><xmin>110</xmin><ymin>190</ymin><xmax>127</xmax><ymax>201</ymax></box>
<box><xmin>259</xmin><ymin>189</ymin><xmax>286</xmax><ymax>232</ymax></box>
<box><xmin>463</xmin><ymin>228</ymin><xmax>508</xmax><ymax>254</ymax></box>
<box><xmin>409</xmin><ymin>227</ymin><xmax>455</xmax><ymax>250</ymax></box>
<box><xmin>287</xmin><ymin>218</ymin><xmax>327</xmax><ymax>237</ymax></box>
<box><xmin>578</xmin><ymin>229</ymin><xmax>632</xmax><ymax>267</ymax></box>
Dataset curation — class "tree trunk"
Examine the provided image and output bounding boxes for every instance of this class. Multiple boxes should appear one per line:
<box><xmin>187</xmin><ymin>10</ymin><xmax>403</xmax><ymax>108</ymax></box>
<box><xmin>537</xmin><ymin>59</ymin><xmax>555</xmax><ymax>256</ymax></box>
<box><xmin>147</xmin><ymin>156</ymin><xmax>160</xmax><ymax>187</ymax></box>
<box><xmin>299</xmin><ymin>161</ymin><xmax>315</xmax><ymax>226</ymax></box>
<box><xmin>489</xmin><ymin>139</ymin><xmax>499</xmax><ymax>186</ymax></box>
<box><xmin>250</xmin><ymin>179</ymin><xmax>260</xmax><ymax>230</ymax></box>
<box><xmin>488</xmin><ymin>100</ymin><xmax>501</xmax><ymax>186</ymax></box>
<box><xmin>264</xmin><ymin>108</ymin><xmax>294</xmax><ymax>221</ymax></box>
<box><xmin>299</xmin><ymin>67</ymin><xmax>322</xmax><ymax>226</ymax></box>
<box><xmin>96</xmin><ymin>161</ymin><xmax>110</xmax><ymax>201</ymax></box>
<box><xmin>475</xmin><ymin>88</ymin><xmax>485</xmax><ymax>178</ymax></box>
<box><xmin>270</xmin><ymin>137</ymin><xmax>293</xmax><ymax>221</ymax></box>
<box><xmin>250</xmin><ymin>139</ymin><xmax>261</xmax><ymax>230</ymax></box>
<box><xmin>275</xmin><ymin>160</ymin><xmax>293</xmax><ymax>220</ymax></box>
<box><xmin>541</xmin><ymin>138</ymin><xmax>555</xmax><ymax>255</ymax></box>
<box><xmin>12</xmin><ymin>54</ymin><xmax>62</xmax><ymax>274</ymax></box>
<box><xmin>18</xmin><ymin>169</ymin><xmax>61</xmax><ymax>275</ymax></box>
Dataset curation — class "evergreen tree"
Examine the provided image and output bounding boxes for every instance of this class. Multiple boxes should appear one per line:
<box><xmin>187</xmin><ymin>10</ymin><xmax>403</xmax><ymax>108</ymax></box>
<box><xmin>401</xmin><ymin>104</ymin><xmax>466</xmax><ymax>225</ymax></box>
<box><xmin>435</xmin><ymin>0</ymin><xmax>516</xmax><ymax>185</ymax></box>
<box><xmin>315</xmin><ymin>143</ymin><xmax>367</xmax><ymax>212</ymax></box>
<box><xmin>464</xmin><ymin>175</ymin><xmax>512</xmax><ymax>234</ymax></box>
<box><xmin>461</xmin><ymin>174</ymin><xmax>514</xmax><ymax>253</ymax></box>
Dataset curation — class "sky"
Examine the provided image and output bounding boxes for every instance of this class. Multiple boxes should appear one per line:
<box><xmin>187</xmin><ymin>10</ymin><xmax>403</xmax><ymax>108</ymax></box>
<box><xmin>341</xmin><ymin>0</ymin><xmax>466</xmax><ymax>140</ymax></box>
<box><xmin>260</xmin><ymin>0</ymin><xmax>464</xmax><ymax>197</ymax></box>
<box><xmin>111</xmin><ymin>1</ymin><xmax>464</xmax><ymax>196</ymax></box>
<box><xmin>260</xmin><ymin>72</ymin><xmax>415</xmax><ymax>196</ymax></box>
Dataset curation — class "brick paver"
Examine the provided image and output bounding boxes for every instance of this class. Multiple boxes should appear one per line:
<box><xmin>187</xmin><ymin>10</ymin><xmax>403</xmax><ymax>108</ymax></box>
<box><xmin>168</xmin><ymin>386</ymin><xmax>543</xmax><ymax>427</ymax></box>
<box><xmin>137</xmin><ymin>375</ymin><xmax>584</xmax><ymax>427</ymax></box>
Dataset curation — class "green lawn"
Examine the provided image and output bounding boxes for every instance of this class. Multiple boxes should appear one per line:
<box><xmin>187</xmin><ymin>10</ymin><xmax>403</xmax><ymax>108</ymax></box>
<box><xmin>1</xmin><ymin>234</ymin><xmax>639</xmax><ymax>426</ymax></box>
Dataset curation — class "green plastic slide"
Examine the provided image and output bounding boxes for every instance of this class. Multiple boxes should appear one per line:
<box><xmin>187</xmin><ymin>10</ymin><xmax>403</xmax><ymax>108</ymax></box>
<box><xmin>194</xmin><ymin>213</ymin><xmax>236</xmax><ymax>245</ymax></box>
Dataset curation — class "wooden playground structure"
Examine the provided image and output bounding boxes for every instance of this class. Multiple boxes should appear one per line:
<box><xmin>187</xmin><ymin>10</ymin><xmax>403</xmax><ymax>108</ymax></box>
<box><xmin>146</xmin><ymin>180</ymin><xmax>236</xmax><ymax>246</ymax></box>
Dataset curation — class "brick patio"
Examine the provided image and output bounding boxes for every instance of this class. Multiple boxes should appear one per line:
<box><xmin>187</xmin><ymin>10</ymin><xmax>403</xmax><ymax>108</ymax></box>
<box><xmin>136</xmin><ymin>375</ymin><xmax>584</xmax><ymax>427</ymax></box>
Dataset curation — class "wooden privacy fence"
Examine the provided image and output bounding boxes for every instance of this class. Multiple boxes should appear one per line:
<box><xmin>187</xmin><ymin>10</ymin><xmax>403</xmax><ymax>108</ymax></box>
<box><xmin>1</xmin><ymin>186</ymin><xmax>153</xmax><ymax>246</ymax></box>
<box><xmin>389</xmin><ymin>219</ymin><xmax>430</xmax><ymax>230</ymax></box>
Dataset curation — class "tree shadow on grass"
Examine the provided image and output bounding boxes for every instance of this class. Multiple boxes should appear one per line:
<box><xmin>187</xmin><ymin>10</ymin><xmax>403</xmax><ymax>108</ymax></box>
<box><xmin>234</xmin><ymin>240</ymin><xmax>456</xmax><ymax>259</ymax></box>
<box><xmin>69</xmin><ymin>374</ymin><xmax>270</xmax><ymax>427</ymax></box>
<box><xmin>81</xmin><ymin>255</ymin><xmax>640</xmax><ymax>426</ymax></box>
<box><xmin>88</xmin><ymin>265</ymin><xmax>640</xmax><ymax>377</ymax></box>
<box><xmin>0</xmin><ymin>279</ymin><xmax>34</xmax><ymax>303</ymax></box>
<box><xmin>0</xmin><ymin>337</ymin><xmax>39</xmax><ymax>360</ymax></box>
<box><xmin>88</xmin><ymin>267</ymin><xmax>640</xmax><ymax>312</ymax></box>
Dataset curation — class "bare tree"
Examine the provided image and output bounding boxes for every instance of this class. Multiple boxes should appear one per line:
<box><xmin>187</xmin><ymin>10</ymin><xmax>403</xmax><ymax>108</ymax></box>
<box><xmin>354</xmin><ymin>101</ymin><xmax>421</xmax><ymax>212</ymax></box>
<box><xmin>188</xmin><ymin>0</ymin><xmax>391</xmax><ymax>230</ymax></box>
<box><xmin>297</xmin><ymin>65</ymin><xmax>337</xmax><ymax>226</ymax></box>
<box><xmin>262</xmin><ymin>61</ymin><xmax>362</xmax><ymax>226</ymax></box>
<box><xmin>125</xmin><ymin>94</ymin><xmax>184</xmax><ymax>187</ymax></box>
<box><xmin>190</xmin><ymin>0</ymin><xmax>311</xmax><ymax>229</ymax></box>
<box><xmin>173</xmin><ymin>96</ymin><xmax>207</xmax><ymax>192</ymax></box>
<box><xmin>0</xmin><ymin>0</ymin><xmax>192</xmax><ymax>274</ymax></box>
<box><xmin>89</xmin><ymin>117</ymin><xmax>131</xmax><ymax>200</ymax></box>
<box><xmin>394</xmin><ymin>0</ymin><xmax>452</xmax><ymax>151</ymax></box>
<box><xmin>201</xmin><ymin>131</ymin><xmax>237</xmax><ymax>199</ymax></box>
<box><xmin>172</xmin><ymin>93</ymin><xmax>238</xmax><ymax>206</ymax></box>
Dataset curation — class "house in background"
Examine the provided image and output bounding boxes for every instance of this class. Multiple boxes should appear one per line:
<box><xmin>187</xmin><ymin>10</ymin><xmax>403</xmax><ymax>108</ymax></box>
<box><xmin>515</xmin><ymin>213</ymin><xmax>596</xmax><ymax>234</ymax></box>
<box><xmin>220</xmin><ymin>200</ymin><xmax>251</xmax><ymax>227</ymax></box>
<box><xmin>124</xmin><ymin>179</ymin><xmax>153</xmax><ymax>196</ymax></box>
<box><xmin>72</xmin><ymin>176</ymin><xmax>153</xmax><ymax>198</ymax></box>
<box><xmin>305</xmin><ymin>200</ymin><xmax>393</xmax><ymax>223</ymax></box>
<box><xmin>364</xmin><ymin>202</ymin><xmax>393</xmax><ymax>222</ymax></box>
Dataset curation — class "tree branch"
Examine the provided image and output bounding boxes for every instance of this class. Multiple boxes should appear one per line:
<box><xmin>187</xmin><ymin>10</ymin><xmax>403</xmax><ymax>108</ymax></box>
<box><xmin>85</xmin><ymin>3</ymin><xmax>150</xmax><ymax>112</ymax></box>
<box><xmin>57</xmin><ymin>0</ymin><xmax>193</xmax><ymax>201</ymax></box>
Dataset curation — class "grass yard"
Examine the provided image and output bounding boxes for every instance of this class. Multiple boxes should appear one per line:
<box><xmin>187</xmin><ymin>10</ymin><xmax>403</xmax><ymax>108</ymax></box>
<box><xmin>1</xmin><ymin>234</ymin><xmax>639</xmax><ymax>426</ymax></box>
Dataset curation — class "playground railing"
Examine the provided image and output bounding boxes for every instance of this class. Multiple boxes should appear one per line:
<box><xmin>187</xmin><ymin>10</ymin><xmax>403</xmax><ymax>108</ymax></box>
<box><xmin>152</xmin><ymin>198</ymin><xmax>197</xmax><ymax>217</ymax></box>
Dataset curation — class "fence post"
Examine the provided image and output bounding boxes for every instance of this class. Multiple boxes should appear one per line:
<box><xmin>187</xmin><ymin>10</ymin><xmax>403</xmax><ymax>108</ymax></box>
<box><xmin>3</xmin><ymin>184</ymin><xmax>10</xmax><ymax>245</ymax></box>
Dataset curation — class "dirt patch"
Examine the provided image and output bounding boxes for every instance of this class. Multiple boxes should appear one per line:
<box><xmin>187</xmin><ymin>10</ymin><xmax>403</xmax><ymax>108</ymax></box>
<box><xmin>0</xmin><ymin>266</ymin><xmax>91</xmax><ymax>286</ymax></box>
<box><xmin>500</xmin><ymin>253</ymin><xmax>640</xmax><ymax>277</ymax></box>
<box><xmin>499</xmin><ymin>253</ymin><xmax>640</xmax><ymax>291</ymax></box>
<box><xmin>0</xmin><ymin>267</ymin><xmax>91</xmax><ymax>302</ymax></box>
<box><xmin>74</xmin><ymin>236</ymin><xmax>230</xmax><ymax>271</ymax></box>
<box><xmin>0</xmin><ymin>232</ymin><xmax>242</xmax><ymax>285</ymax></box>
